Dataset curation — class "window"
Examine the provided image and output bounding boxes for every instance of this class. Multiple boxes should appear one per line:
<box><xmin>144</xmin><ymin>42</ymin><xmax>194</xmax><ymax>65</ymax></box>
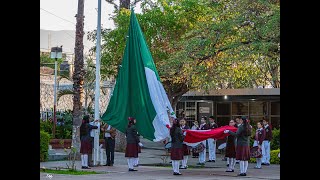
<box><xmin>217</xmin><ymin>102</ymin><xmax>231</xmax><ymax>115</ymax></box>
<box><xmin>249</xmin><ymin>101</ymin><xmax>267</xmax><ymax>116</ymax></box>
<box><xmin>232</xmin><ymin>102</ymin><xmax>249</xmax><ymax>116</ymax></box>
<box><xmin>271</xmin><ymin>101</ymin><xmax>280</xmax><ymax>115</ymax></box>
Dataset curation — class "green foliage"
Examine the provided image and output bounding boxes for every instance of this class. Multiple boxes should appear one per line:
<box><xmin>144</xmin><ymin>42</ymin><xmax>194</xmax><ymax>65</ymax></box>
<box><xmin>40</xmin><ymin>169</ymin><xmax>100</xmax><ymax>175</ymax></box>
<box><xmin>271</xmin><ymin>128</ymin><xmax>280</xmax><ymax>150</ymax></box>
<box><xmin>40</xmin><ymin>111</ymin><xmax>73</xmax><ymax>139</ymax></box>
<box><xmin>92</xmin><ymin>0</ymin><xmax>280</xmax><ymax>102</ymax></box>
<box><xmin>270</xmin><ymin>149</ymin><xmax>280</xmax><ymax>164</ymax></box>
<box><xmin>40</xmin><ymin>53</ymin><xmax>64</xmax><ymax>70</ymax></box>
<box><xmin>40</xmin><ymin>130</ymin><xmax>50</xmax><ymax>161</ymax></box>
<box><xmin>40</xmin><ymin>119</ymin><xmax>53</xmax><ymax>138</ymax></box>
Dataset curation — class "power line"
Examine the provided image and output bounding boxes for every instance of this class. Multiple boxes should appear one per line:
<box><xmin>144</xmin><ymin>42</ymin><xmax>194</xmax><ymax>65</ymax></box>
<box><xmin>40</xmin><ymin>8</ymin><xmax>75</xmax><ymax>25</ymax></box>
<box><xmin>40</xmin><ymin>7</ymin><xmax>93</xmax><ymax>51</ymax></box>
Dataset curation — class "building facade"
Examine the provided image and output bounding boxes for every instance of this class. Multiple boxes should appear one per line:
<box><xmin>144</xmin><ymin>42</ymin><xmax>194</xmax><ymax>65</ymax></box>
<box><xmin>175</xmin><ymin>88</ymin><xmax>280</xmax><ymax>129</ymax></box>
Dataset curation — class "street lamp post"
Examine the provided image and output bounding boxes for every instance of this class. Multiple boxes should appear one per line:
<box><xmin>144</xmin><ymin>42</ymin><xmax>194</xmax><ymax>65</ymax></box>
<box><xmin>50</xmin><ymin>46</ymin><xmax>63</xmax><ymax>138</ymax></box>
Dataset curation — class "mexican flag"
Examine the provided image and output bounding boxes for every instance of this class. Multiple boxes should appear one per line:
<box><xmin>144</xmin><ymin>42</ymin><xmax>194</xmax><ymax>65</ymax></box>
<box><xmin>101</xmin><ymin>9</ymin><xmax>176</xmax><ymax>142</ymax></box>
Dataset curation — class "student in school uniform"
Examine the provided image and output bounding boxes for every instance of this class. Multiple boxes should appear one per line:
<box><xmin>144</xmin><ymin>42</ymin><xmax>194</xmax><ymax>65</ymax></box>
<box><xmin>125</xmin><ymin>117</ymin><xmax>141</xmax><ymax>171</ymax></box>
<box><xmin>179</xmin><ymin>118</ymin><xmax>190</xmax><ymax>169</ymax></box>
<box><xmin>197</xmin><ymin>116</ymin><xmax>209</xmax><ymax>165</ymax></box>
<box><xmin>225</xmin><ymin>119</ymin><xmax>237</xmax><ymax>172</ymax></box>
<box><xmin>170</xmin><ymin>118</ymin><xmax>184</xmax><ymax>175</ymax></box>
<box><xmin>253</xmin><ymin>121</ymin><xmax>266</xmax><ymax>169</ymax></box>
<box><xmin>262</xmin><ymin>119</ymin><xmax>272</xmax><ymax>166</ymax></box>
<box><xmin>191</xmin><ymin>120</ymin><xmax>199</xmax><ymax>158</ymax></box>
<box><xmin>224</xmin><ymin>116</ymin><xmax>251</xmax><ymax>176</ymax></box>
<box><xmin>207</xmin><ymin>116</ymin><xmax>218</xmax><ymax>162</ymax></box>
<box><xmin>80</xmin><ymin>115</ymin><xmax>98</xmax><ymax>169</ymax></box>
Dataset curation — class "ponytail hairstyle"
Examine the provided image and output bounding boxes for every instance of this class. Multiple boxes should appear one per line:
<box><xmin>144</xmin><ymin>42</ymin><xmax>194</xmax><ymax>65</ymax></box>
<box><xmin>170</xmin><ymin>118</ymin><xmax>180</xmax><ymax>140</ymax></box>
<box><xmin>242</xmin><ymin>116</ymin><xmax>251</xmax><ymax>136</ymax></box>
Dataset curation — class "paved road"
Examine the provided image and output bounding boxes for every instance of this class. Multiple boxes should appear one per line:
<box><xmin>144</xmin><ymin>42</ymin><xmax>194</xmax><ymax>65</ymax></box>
<box><xmin>40</xmin><ymin>148</ymin><xmax>280</xmax><ymax>179</ymax></box>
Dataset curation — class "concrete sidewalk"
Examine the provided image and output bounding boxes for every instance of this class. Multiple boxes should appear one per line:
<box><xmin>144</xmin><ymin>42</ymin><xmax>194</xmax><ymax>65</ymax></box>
<box><xmin>40</xmin><ymin>147</ymin><xmax>280</xmax><ymax>179</ymax></box>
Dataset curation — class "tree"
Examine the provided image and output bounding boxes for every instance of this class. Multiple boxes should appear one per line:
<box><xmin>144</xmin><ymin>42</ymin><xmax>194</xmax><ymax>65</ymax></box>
<box><xmin>57</xmin><ymin>56</ymin><xmax>106</xmax><ymax>115</ymax></box>
<box><xmin>72</xmin><ymin>0</ymin><xmax>85</xmax><ymax>154</ymax></box>
<box><xmin>94</xmin><ymin>0</ymin><xmax>280</xmax><ymax>108</ymax></box>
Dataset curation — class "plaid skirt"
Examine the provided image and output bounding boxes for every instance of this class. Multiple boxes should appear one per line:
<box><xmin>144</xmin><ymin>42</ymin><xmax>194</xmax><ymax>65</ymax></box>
<box><xmin>125</xmin><ymin>143</ymin><xmax>139</xmax><ymax>158</ymax></box>
<box><xmin>182</xmin><ymin>144</ymin><xmax>190</xmax><ymax>155</ymax></box>
<box><xmin>171</xmin><ymin>147</ymin><xmax>183</xmax><ymax>160</ymax></box>
<box><xmin>236</xmin><ymin>145</ymin><xmax>250</xmax><ymax>161</ymax></box>
<box><xmin>80</xmin><ymin>139</ymin><xmax>92</xmax><ymax>154</ymax></box>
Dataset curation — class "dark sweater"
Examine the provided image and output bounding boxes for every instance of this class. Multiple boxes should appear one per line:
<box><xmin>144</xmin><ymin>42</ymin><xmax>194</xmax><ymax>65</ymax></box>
<box><xmin>229</xmin><ymin>124</ymin><xmax>250</xmax><ymax>146</ymax></box>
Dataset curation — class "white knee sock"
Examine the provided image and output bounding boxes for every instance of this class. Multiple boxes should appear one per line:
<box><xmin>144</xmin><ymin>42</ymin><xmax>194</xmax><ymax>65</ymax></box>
<box><xmin>231</xmin><ymin>158</ymin><xmax>236</xmax><ymax>170</ymax></box>
<box><xmin>230</xmin><ymin>158</ymin><xmax>234</xmax><ymax>170</ymax></box>
<box><xmin>83</xmin><ymin>154</ymin><xmax>88</xmax><ymax>167</ymax></box>
<box><xmin>227</xmin><ymin>158</ymin><xmax>231</xmax><ymax>170</ymax></box>
<box><xmin>182</xmin><ymin>156</ymin><xmax>188</xmax><ymax>167</ymax></box>
<box><xmin>240</xmin><ymin>161</ymin><xmax>244</xmax><ymax>173</ymax></box>
<box><xmin>175</xmin><ymin>161</ymin><xmax>180</xmax><ymax>173</ymax></box>
<box><xmin>127</xmin><ymin>158</ymin><xmax>134</xmax><ymax>169</ymax></box>
<box><xmin>172</xmin><ymin>160</ymin><xmax>176</xmax><ymax>172</ymax></box>
<box><xmin>256</xmin><ymin>158</ymin><xmax>261</xmax><ymax>168</ymax></box>
<box><xmin>244</xmin><ymin>161</ymin><xmax>248</xmax><ymax>173</ymax></box>
<box><xmin>81</xmin><ymin>155</ymin><xmax>85</xmax><ymax>167</ymax></box>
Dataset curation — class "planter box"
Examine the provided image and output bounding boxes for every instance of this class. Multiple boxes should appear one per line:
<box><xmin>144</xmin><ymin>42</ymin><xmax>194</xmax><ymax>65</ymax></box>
<box><xmin>50</xmin><ymin>139</ymin><xmax>105</xmax><ymax>149</ymax></box>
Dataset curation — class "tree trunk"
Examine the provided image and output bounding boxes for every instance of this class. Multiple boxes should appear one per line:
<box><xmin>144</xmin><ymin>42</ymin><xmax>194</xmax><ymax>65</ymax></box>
<box><xmin>72</xmin><ymin>0</ymin><xmax>85</xmax><ymax>155</ymax></box>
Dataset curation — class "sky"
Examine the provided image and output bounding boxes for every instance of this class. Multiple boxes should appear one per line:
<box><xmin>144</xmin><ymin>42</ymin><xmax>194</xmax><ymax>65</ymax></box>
<box><xmin>40</xmin><ymin>0</ymin><xmax>142</xmax><ymax>31</ymax></box>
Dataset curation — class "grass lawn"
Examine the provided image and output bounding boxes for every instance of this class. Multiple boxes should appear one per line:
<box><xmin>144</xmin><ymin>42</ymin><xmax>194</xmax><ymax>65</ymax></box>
<box><xmin>40</xmin><ymin>169</ymin><xmax>101</xmax><ymax>175</ymax></box>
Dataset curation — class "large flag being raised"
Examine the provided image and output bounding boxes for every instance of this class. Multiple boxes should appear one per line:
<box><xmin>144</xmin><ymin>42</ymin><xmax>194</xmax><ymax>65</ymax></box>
<box><xmin>101</xmin><ymin>9</ymin><xmax>176</xmax><ymax>142</ymax></box>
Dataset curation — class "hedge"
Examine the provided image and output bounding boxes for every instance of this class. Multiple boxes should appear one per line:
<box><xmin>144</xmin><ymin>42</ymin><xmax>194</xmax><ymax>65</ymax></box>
<box><xmin>270</xmin><ymin>128</ymin><xmax>280</xmax><ymax>150</ymax></box>
<box><xmin>40</xmin><ymin>130</ymin><xmax>50</xmax><ymax>162</ymax></box>
<box><xmin>249</xmin><ymin>149</ymin><xmax>280</xmax><ymax>164</ymax></box>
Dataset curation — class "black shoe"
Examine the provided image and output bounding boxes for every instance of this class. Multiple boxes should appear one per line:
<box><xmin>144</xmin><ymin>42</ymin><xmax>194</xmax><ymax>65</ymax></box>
<box><xmin>179</xmin><ymin>166</ymin><xmax>187</xmax><ymax>169</ymax></box>
<box><xmin>133</xmin><ymin>164</ymin><xmax>139</xmax><ymax>167</ymax></box>
<box><xmin>129</xmin><ymin>168</ymin><xmax>138</xmax><ymax>171</ymax></box>
<box><xmin>238</xmin><ymin>173</ymin><xmax>246</xmax><ymax>176</ymax></box>
<box><xmin>82</xmin><ymin>166</ymin><xmax>90</xmax><ymax>169</ymax></box>
<box><xmin>261</xmin><ymin>163</ymin><xmax>266</xmax><ymax>165</ymax></box>
<box><xmin>212</xmin><ymin>160</ymin><xmax>215</xmax><ymax>162</ymax></box>
<box><xmin>265</xmin><ymin>163</ymin><xmax>270</xmax><ymax>166</ymax></box>
<box><xmin>225</xmin><ymin>170</ymin><xmax>234</xmax><ymax>172</ymax></box>
<box><xmin>226</xmin><ymin>164</ymin><xmax>229</xmax><ymax>167</ymax></box>
<box><xmin>103</xmin><ymin>164</ymin><xmax>110</xmax><ymax>166</ymax></box>
<box><xmin>207</xmin><ymin>160</ymin><xmax>213</xmax><ymax>162</ymax></box>
<box><xmin>173</xmin><ymin>172</ymin><xmax>182</xmax><ymax>175</ymax></box>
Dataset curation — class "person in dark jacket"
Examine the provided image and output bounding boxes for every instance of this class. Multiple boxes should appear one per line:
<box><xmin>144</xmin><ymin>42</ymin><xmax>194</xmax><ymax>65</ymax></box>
<box><xmin>80</xmin><ymin>115</ymin><xmax>98</xmax><ymax>169</ymax></box>
<box><xmin>225</xmin><ymin>119</ymin><xmax>237</xmax><ymax>172</ymax></box>
<box><xmin>207</xmin><ymin>116</ymin><xmax>218</xmax><ymax>162</ymax></box>
<box><xmin>170</xmin><ymin>118</ymin><xmax>184</xmax><ymax>175</ymax></box>
<box><xmin>197</xmin><ymin>116</ymin><xmax>209</xmax><ymax>165</ymax></box>
<box><xmin>262</xmin><ymin>119</ymin><xmax>272</xmax><ymax>166</ymax></box>
<box><xmin>179</xmin><ymin>118</ymin><xmax>190</xmax><ymax>169</ymax></box>
<box><xmin>125</xmin><ymin>117</ymin><xmax>140</xmax><ymax>171</ymax></box>
<box><xmin>224</xmin><ymin>116</ymin><xmax>251</xmax><ymax>176</ymax></box>
<box><xmin>253</xmin><ymin>121</ymin><xmax>266</xmax><ymax>169</ymax></box>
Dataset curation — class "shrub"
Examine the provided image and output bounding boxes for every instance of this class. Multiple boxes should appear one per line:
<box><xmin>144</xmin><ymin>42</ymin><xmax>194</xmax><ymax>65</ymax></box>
<box><xmin>271</xmin><ymin>128</ymin><xmax>280</xmax><ymax>150</ymax></box>
<box><xmin>40</xmin><ymin>130</ymin><xmax>50</xmax><ymax>161</ymax></box>
<box><xmin>270</xmin><ymin>149</ymin><xmax>280</xmax><ymax>164</ymax></box>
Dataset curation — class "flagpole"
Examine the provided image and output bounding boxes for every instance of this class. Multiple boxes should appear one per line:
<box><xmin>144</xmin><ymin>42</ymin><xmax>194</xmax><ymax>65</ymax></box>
<box><xmin>93</xmin><ymin>0</ymin><xmax>102</xmax><ymax>166</ymax></box>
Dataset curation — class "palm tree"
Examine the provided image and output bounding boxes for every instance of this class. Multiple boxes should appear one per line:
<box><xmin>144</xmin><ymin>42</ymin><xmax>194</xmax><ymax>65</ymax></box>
<box><xmin>72</xmin><ymin>0</ymin><xmax>85</xmax><ymax>154</ymax></box>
